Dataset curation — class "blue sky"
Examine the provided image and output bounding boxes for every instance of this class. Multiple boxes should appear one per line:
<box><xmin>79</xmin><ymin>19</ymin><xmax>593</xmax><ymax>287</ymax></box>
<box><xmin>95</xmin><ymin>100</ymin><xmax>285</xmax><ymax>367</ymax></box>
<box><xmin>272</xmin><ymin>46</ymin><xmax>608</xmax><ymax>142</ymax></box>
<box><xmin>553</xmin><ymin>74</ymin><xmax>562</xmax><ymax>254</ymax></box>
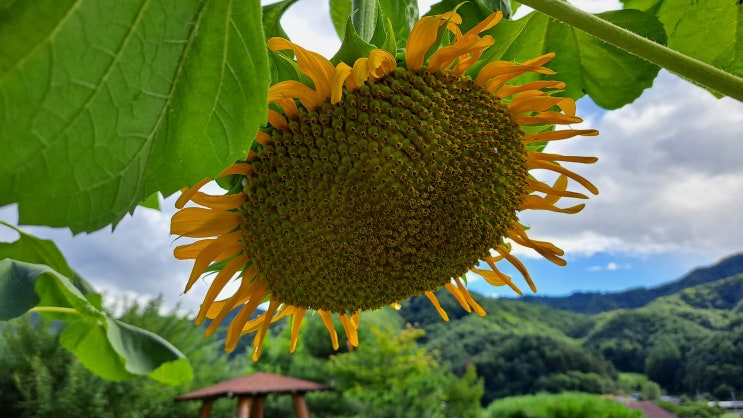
<box><xmin>1</xmin><ymin>0</ymin><xmax>742</xmax><ymax>313</ymax></box>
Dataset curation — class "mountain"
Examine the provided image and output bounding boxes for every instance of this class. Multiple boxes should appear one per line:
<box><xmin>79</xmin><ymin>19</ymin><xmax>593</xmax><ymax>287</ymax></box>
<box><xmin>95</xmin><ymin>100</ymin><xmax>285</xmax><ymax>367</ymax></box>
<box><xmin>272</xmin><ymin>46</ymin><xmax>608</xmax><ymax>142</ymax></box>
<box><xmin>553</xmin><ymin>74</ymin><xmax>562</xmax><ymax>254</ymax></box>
<box><xmin>400</xmin><ymin>268</ymin><xmax>743</xmax><ymax>403</ymax></box>
<box><xmin>520</xmin><ymin>253</ymin><xmax>743</xmax><ymax>314</ymax></box>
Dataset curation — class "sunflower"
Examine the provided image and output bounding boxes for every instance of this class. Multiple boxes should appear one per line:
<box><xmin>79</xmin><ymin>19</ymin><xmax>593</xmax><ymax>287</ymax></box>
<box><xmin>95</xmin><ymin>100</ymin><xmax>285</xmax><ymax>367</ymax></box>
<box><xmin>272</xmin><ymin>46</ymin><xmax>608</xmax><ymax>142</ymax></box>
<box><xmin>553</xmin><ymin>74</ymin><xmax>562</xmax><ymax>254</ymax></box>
<box><xmin>171</xmin><ymin>10</ymin><xmax>598</xmax><ymax>360</ymax></box>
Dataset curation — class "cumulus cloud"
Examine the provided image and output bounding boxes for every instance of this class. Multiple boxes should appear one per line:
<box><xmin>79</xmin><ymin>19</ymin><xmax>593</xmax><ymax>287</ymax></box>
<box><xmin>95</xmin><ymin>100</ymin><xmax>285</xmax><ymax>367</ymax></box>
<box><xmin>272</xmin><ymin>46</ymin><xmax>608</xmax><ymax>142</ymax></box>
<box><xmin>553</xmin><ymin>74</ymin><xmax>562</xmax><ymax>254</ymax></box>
<box><xmin>587</xmin><ymin>262</ymin><xmax>632</xmax><ymax>272</ymax></box>
<box><xmin>520</xmin><ymin>71</ymin><xmax>743</xmax><ymax>261</ymax></box>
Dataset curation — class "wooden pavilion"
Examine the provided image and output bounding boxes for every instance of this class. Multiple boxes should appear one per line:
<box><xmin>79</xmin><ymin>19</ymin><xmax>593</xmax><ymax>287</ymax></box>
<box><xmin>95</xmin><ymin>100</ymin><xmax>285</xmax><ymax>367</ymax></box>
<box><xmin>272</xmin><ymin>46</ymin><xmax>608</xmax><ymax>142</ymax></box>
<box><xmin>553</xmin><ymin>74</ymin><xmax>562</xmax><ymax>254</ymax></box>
<box><xmin>175</xmin><ymin>371</ymin><xmax>330</xmax><ymax>418</ymax></box>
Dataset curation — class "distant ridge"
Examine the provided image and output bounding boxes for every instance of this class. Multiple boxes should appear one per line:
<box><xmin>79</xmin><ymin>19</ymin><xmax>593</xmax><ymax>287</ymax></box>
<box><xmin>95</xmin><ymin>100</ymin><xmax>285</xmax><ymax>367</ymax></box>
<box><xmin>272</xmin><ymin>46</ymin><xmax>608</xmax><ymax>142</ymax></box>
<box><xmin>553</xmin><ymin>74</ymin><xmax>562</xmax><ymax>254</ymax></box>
<box><xmin>521</xmin><ymin>252</ymin><xmax>743</xmax><ymax>314</ymax></box>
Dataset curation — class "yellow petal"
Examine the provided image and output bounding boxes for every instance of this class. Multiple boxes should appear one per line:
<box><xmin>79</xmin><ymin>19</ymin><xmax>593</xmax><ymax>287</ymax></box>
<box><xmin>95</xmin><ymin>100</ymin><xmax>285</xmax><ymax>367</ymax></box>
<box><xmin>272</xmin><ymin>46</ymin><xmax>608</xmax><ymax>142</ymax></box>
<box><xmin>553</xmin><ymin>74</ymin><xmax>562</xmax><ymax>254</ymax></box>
<box><xmin>406</xmin><ymin>12</ymin><xmax>462</xmax><ymax>71</ymax></box>
<box><xmin>425</xmin><ymin>291</ymin><xmax>449</xmax><ymax>322</ymax></box>
<box><xmin>339</xmin><ymin>314</ymin><xmax>359</xmax><ymax>347</ymax></box>
<box><xmin>182</xmin><ymin>231</ymin><xmax>243</xmax><ymax>292</ymax></box>
<box><xmin>527</xmin><ymin>177</ymin><xmax>588</xmax><ymax>199</ymax></box>
<box><xmin>428</xmin><ymin>35</ymin><xmax>495</xmax><ymax>73</ymax></box>
<box><xmin>191</xmin><ymin>192</ymin><xmax>246</xmax><ymax>211</ymax></box>
<box><xmin>367</xmin><ymin>49</ymin><xmax>396</xmax><ymax>78</ymax></box>
<box><xmin>289</xmin><ymin>308</ymin><xmax>307</xmax><ymax>353</ymax></box>
<box><xmin>529</xmin><ymin>152</ymin><xmax>599</xmax><ymax>165</ymax></box>
<box><xmin>496</xmin><ymin>247</ymin><xmax>536</xmax><ymax>293</ymax></box>
<box><xmin>174</xmin><ymin>239</ymin><xmax>212</xmax><ymax>260</ymax></box>
<box><xmin>170</xmin><ymin>207</ymin><xmax>242</xmax><ymax>238</ymax></box>
<box><xmin>268</xmin><ymin>37</ymin><xmax>335</xmax><ymax>99</ymax></box>
<box><xmin>526</xmin><ymin>159</ymin><xmax>599</xmax><ymax>195</ymax></box>
<box><xmin>197</xmin><ymin>260</ymin><xmax>253</xmax><ymax>325</ymax></box>
<box><xmin>454</xmin><ymin>277</ymin><xmax>486</xmax><ymax>316</ymax></box>
<box><xmin>522</xmin><ymin>129</ymin><xmax>599</xmax><ymax>144</ymax></box>
<box><xmin>270</xmin><ymin>80</ymin><xmax>324</xmax><ymax>110</ymax></box>
<box><xmin>251</xmin><ymin>298</ymin><xmax>280</xmax><ymax>360</ymax></box>
<box><xmin>514</xmin><ymin>112</ymin><xmax>583</xmax><ymax>126</ymax></box>
<box><xmin>348</xmin><ymin>57</ymin><xmax>369</xmax><ymax>91</ymax></box>
<box><xmin>256</xmin><ymin>130</ymin><xmax>272</xmax><ymax>145</ymax></box>
<box><xmin>332</xmin><ymin>62</ymin><xmax>352</xmax><ymax>105</ymax></box>
<box><xmin>319</xmin><ymin>310</ymin><xmax>339</xmax><ymax>350</ymax></box>
<box><xmin>175</xmin><ymin>178</ymin><xmax>211</xmax><ymax>209</ymax></box>
<box><xmin>445</xmin><ymin>282</ymin><xmax>471</xmax><ymax>313</ymax></box>
<box><xmin>268</xmin><ymin>109</ymin><xmax>288</xmax><ymax>130</ymax></box>
<box><xmin>497</xmin><ymin>80</ymin><xmax>566</xmax><ymax>98</ymax></box>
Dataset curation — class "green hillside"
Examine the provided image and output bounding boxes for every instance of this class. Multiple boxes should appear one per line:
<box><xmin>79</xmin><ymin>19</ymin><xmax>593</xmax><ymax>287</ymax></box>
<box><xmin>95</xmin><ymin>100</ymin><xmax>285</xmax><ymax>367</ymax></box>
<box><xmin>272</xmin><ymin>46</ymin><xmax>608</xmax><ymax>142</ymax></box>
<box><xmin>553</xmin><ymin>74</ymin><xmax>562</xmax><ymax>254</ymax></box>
<box><xmin>521</xmin><ymin>253</ymin><xmax>743</xmax><ymax>313</ymax></box>
<box><xmin>399</xmin><ymin>270</ymin><xmax>743</xmax><ymax>405</ymax></box>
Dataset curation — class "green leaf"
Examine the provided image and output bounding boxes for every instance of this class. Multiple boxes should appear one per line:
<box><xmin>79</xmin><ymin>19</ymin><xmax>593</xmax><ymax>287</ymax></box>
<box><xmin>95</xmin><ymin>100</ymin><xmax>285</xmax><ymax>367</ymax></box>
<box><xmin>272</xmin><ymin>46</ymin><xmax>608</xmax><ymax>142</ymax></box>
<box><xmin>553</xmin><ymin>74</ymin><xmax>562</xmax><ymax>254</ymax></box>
<box><xmin>332</xmin><ymin>14</ymin><xmax>375</xmax><ymax>65</ymax></box>
<box><xmin>0</xmin><ymin>259</ymin><xmax>43</xmax><ymax>320</ymax></box>
<box><xmin>331</xmin><ymin>2</ymin><xmax>396</xmax><ymax>65</ymax></box>
<box><xmin>263</xmin><ymin>0</ymin><xmax>298</xmax><ymax>40</ymax></box>
<box><xmin>0</xmin><ymin>221</ymin><xmax>75</xmax><ymax>278</ymax></box>
<box><xmin>0</xmin><ymin>221</ymin><xmax>100</xmax><ymax>306</ymax></box>
<box><xmin>34</xmin><ymin>263</ymin><xmax>103</xmax><ymax>320</ymax></box>
<box><xmin>330</xmin><ymin>0</ymin><xmax>353</xmax><ymax>38</ymax></box>
<box><xmin>0</xmin><ymin>259</ymin><xmax>193</xmax><ymax>384</ymax></box>
<box><xmin>0</xmin><ymin>0</ymin><xmax>268</xmax><ymax>233</ymax></box>
<box><xmin>427</xmin><ymin>0</ymin><xmax>512</xmax><ymax>33</ymax></box>
<box><xmin>379</xmin><ymin>0</ymin><xmax>419</xmax><ymax>48</ymax></box>
<box><xmin>106</xmin><ymin>318</ymin><xmax>193</xmax><ymax>385</ymax></box>
<box><xmin>476</xmin><ymin>9</ymin><xmax>666</xmax><ymax>108</ymax></box>
<box><xmin>60</xmin><ymin>317</ymin><xmax>135</xmax><ymax>381</ymax></box>
<box><xmin>621</xmin><ymin>0</ymin><xmax>742</xmax><ymax>78</ymax></box>
<box><xmin>139</xmin><ymin>193</ymin><xmax>160</xmax><ymax>210</ymax></box>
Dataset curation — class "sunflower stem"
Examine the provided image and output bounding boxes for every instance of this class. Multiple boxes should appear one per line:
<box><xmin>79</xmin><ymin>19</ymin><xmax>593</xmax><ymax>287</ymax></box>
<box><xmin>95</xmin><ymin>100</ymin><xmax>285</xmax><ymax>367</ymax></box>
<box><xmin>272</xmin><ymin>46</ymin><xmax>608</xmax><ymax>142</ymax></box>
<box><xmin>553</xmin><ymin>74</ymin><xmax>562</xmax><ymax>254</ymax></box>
<box><xmin>352</xmin><ymin>0</ymin><xmax>376</xmax><ymax>42</ymax></box>
<box><xmin>29</xmin><ymin>306</ymin><xmax>81</xmax><ymax>316</ymax></box>
<box><xmin>518</xmin><ymin>0</ymin><xmax>743</xmax><ymax>101</ymax></box>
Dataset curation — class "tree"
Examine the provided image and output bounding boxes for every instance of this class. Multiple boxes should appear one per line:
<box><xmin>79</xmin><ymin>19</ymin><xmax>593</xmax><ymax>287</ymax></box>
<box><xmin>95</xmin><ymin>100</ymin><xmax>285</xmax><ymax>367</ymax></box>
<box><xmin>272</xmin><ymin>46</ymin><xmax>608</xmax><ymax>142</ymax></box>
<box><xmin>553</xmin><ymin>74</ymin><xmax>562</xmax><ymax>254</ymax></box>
<box><xmin>644</xmin><ymin>338</ymin><xmax>682</xmax><ymax>391</ymax></box>
<box><xmin>326</xmin><ymin>325</ymin><xmax>484</xmax><ymax>418</ymax></box>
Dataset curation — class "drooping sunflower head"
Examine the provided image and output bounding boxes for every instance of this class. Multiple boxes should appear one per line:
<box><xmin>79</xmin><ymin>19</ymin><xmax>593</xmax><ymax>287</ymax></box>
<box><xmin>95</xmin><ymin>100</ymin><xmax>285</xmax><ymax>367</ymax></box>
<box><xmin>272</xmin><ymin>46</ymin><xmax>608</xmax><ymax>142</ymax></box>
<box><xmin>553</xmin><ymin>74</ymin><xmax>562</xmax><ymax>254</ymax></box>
<box><xmin>171</xmin><ymin>10</ymin><xmax>598</xmax><ymax>360</ymax></box>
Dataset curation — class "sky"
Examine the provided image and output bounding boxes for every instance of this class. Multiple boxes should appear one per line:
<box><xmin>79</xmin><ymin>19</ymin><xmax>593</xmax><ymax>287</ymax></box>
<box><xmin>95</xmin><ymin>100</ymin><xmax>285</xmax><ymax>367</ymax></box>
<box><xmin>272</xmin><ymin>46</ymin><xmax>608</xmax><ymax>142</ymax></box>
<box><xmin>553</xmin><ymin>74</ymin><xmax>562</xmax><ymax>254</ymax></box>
<box><xmin>1</xmin><ymin>0</ymin><xmax>742</xmax><ymax>313</ymax></box>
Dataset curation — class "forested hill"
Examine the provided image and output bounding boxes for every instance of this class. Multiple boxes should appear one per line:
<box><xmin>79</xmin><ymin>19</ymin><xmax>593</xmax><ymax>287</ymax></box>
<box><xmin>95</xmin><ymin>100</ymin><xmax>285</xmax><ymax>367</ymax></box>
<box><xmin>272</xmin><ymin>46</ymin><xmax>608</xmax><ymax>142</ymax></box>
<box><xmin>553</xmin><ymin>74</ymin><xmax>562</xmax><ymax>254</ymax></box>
<box><xmin>399</xmin><ymin>271</ymin><xmax>743</xmax><ymax>405</ymax></box>
<box><xmin>520</xmin><ymin>252</ymin><xmax>743</xmax><ymax>314</ymax></box>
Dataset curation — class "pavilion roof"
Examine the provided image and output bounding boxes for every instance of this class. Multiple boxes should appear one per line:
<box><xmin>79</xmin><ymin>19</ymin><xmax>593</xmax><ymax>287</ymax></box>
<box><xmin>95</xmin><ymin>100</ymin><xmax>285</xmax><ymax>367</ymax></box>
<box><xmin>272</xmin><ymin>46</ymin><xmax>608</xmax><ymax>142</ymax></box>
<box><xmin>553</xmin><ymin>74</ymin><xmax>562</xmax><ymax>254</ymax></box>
<box><xmin>175</xmin><ymin>372</ymin><xmax>331</xmax><ymax>401</ymax></box>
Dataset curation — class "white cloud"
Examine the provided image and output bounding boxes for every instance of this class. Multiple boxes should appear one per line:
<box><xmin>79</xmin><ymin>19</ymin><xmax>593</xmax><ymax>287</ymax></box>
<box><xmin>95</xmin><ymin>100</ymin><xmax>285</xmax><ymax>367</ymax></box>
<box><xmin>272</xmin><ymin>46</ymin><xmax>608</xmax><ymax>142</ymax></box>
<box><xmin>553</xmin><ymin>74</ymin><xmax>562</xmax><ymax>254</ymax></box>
<box><xmin>521</xmin><ymin>71</ymin><xmax>743</xmax><ymax>261</ymax></box>
<box><xmin>587</xmin><ymin>262</ymin><xmax>632</xmax><ymax>272</ymax></box>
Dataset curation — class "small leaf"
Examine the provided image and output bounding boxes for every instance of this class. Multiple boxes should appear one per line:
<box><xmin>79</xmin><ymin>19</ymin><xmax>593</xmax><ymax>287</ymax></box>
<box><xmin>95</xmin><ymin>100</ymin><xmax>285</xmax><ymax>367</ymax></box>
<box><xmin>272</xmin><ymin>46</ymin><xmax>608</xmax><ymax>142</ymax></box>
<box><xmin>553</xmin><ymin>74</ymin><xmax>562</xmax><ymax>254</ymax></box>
<box><xmin>330</xmin><ymin>0</ymin><xmax>353</xmax><ymax>38</ymax></box>
<box><xmin>331</xmin><ymin>15</ymin><xmax>377</xmax><ymax>65</ymax></box>
<box><xmin>379</xmin><ymin>0</ymin><xmax>419</xmax><ymax>48</ymax></box>
<box><xmin>263</xmin><ymin>0</ymin><xmax>298</xmax><ymax>40</ymax></box>
<box><xmin>0</xmin><ymin>259</ymin><xmax>43</xmax><ymax>320</ymax></box>
<box><xmin>427</xmin><ymin>0</ymin><xmax>511</xmax><ymax>33</ymax></box>
<box><xmin>0</xmin><ymin>0</ymin><xmax>268</xmax><ymax>233</ymax></box>
<box><xmin>0</xmin><ymin>221</ymin><xmax>75</xmax><ymax>278</ymax></box>
<box><xmin>139</xmin><ymin>193</ymin><xmax>161</xmax><ymax>210</ymax></box>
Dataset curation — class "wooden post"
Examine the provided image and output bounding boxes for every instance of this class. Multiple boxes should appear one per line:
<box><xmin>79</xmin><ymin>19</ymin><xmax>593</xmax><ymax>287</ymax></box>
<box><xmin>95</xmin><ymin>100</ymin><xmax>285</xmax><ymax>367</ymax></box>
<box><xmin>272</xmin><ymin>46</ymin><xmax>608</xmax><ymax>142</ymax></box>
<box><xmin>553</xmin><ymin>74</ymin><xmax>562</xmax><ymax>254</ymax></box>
<box><xmin>198</xmin><ymin>399</ymin><xmax>214</xmax><ymax>418</ymax></box>
<box><xmin>236</xmin><ymin>397</ymin><xmax>252</xmax><ymax>418</ymax></box>
<box><xmin>250</xmin><ymin>396</ymin><xmax>265</xmax><ymax>418</ymax></box>
<box><xmin>292</xmin><ymin>393</ymin><xmax>310</xmax><ymax>418</ymax></box>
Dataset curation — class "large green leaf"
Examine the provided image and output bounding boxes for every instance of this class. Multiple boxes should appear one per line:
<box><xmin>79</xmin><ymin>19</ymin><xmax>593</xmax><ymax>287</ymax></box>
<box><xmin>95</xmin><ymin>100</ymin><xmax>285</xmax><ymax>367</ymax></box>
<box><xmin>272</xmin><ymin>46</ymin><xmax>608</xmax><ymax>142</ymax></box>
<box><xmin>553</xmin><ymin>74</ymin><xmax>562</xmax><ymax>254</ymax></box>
<box><xmin>621</xmin><ymin>0</ymin><xmax>742</xmax><ymax>78</ymax></box>
<box><xmin>0</xmin><ymin>0</ymin><xmax>268</xmax><ymax>233</ymax></box>
<box><xmin>0</xmin><ymin>220</ymin><xmax>101</xmax><ymax>308</ymax></box>
<box><xmin>476</xmin><ymin>9</ymin><xmax>666</xmax><ymax>108</ymax></box>
<box><xmin>0</xmin><ymin>259</ymin><xmax>193</xmax><ymax>385</ymax></box>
